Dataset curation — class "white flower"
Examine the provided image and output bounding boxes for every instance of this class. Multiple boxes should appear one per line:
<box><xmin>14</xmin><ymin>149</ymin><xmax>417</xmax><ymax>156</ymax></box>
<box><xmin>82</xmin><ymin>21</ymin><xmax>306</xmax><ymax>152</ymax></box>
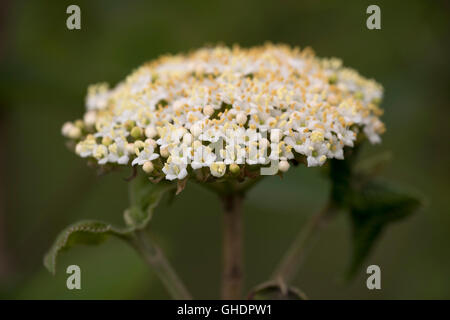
<box><xmin>93</xmin><ymin>144</ymin><xmax>109</xmax><ymax>164</ymax></box>
<box><xmin>86</xmin><ymin>83</ymin><xmax>111</xmax><ymax>110</ymax></box>
<box><xmin>269</xmin><ymin>141</ymin><xmax>294</xmax><ymax>161</ymax></box>
<box><xmin>191</xmin><ymin>145</ymin><xmax>216</xmax><ymax>169</ymax></box>
<box><xmin>157</xmin><ymin>125</ymin><xmax>186</xmax><ymax>149</ymax></box>
<box><xmin>284</xmin><ymin>131</ymin><xmax>305</xmax><ymax>153</ymax></box>
<box><xmin>304</xmin><ymin>142</ymin><xmax>329</xmax><ymax>167</ymax></box>
<box><xmin>221</xmin><ymin>144</ymin><xmax>246</xmax><ymax>165</ymax></box>
<box><xmin>75</xmin><ymin>135</ymin><xmax>96</xmax><ymax>157</ymax></box>
<box><xmin>64</xmin><ymin>44</ymin><xmax>384</xmax><ymax>180</ymax></box>
<box><xmin>131</xmin><ymin>141</ymin><xmax>159</xmax><ymax>166</ymax></box>
<box><xmin>62</xmin><ymin>122</ymin><xmax>81</xmax><ymax>139</ymax></box>
<box><xmin>210</xmin><ymin>162</ymin><xmax>226</xmax><ymax>177</ymax></box>
<box><xmin>83</xmin><ymin>111</ymin><xmax>97</xmax><ymax>127</ymax></box>
<box><xmin>108</xmin><ymin>137</ymin><xmax>131</xmax><ymax>164</ymax></box>
<box><xmin>162</xmin><ymin>156</ymin><xmax>188</xmax><ymax>180</ymax></box>
<box><xmin>199</xmin><ymin>127</ymin><xmax>223</xmax><ymax>143</ymax></box>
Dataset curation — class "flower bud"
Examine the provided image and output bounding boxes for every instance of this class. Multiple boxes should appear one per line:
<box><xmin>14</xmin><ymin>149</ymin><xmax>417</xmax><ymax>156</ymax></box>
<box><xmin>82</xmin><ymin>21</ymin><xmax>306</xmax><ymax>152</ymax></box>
<box><xmin>142</xmin><ymin>161</ymin><xmax>154</xmax><ymax>174</ymax></box>
<box><xmin>229</xmin><ymin>163</ymin><xmax>240</xmax><ymax>175</ymax></box>
<box><xmin>130</xmin><ymin>126</ymin><xmax>143</xmax><ymax>139</ymax></box>
<box><xmin>203</xmin><ymin>105</ymin><xmax>214</xmax><ymax>117</ymax></box>
<box><xmin>124</xmin><ymin>120</ymin><xmax>135</xmax><ymax>131</ymax></box>
<box><xmin>160</xmin><ymin>146</ymin><xmax>169</xmax><ymax>158</ymax></box>
<box><xmin>126</xmin><ymin>143</ymin><xmax>135</xmax><ymax>154</ymax></box>
<box><xmin>236</xmin><ymin>112</ymin><xmax>247</xmax><ymax>125</ymax></box>
<box><xmin>183</xmin><ymin>133</ymin><xmax>193</xmax><ymax>145</ymax></box>
<box><xmin>61</xmin><ymin>122</ymin><xmax>73</xmax><ymax>136</ymax></box>
<box><xmin>328</xmin><ymin>74</ymin><xmax>337</xmax><ymax>84</ymax></box>
<box><xmin>279</xmin><ymin>160</ymin><xmax>290</xmax><ymax>172</ymax></box>
<box><xmin>83</xmin><ymin>111</ymin><xmax>97</xmax><ymax>127</ymax></box>
<box><xmin>190</xmin><ymin>123</ymin><xmax>202</xmax><ymax>137</ymax></box>
<box><xmin>74</xmin><ymin>119</ymin><xmax>84</xmax><ymax>129</ymax></box>
<box><xmin>102</xmin><ymin>136</ymin><xmax>112</xmax><ymax>146</ymax></box>
<box><xmin>75</xmin><ymin>143</ymin><xmax>83</xmax><ymax>155</ymax></box>
<box><xmin>68</xmin><ymin>126</ymin><xmax>81</xmax><ymax>139</ymax></box>
<box><xmin>145</xmin><ymin>126</ymin><xmax>157</xmax><ymax>138</ymax></box>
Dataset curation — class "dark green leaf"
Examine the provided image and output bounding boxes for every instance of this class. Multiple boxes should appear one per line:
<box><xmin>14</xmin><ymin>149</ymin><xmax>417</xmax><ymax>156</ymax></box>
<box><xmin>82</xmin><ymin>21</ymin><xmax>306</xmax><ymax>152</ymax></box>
<box><xmin>347</xmin><ymin>179</ymin><xmax>422</xmax><ymax>276</ymax></box>
<box><xmin>329</xmin><ymin>146</ymin><xmax>422</xmax><ymax>278</ymax></box>
<box><xmin>43</xmin><ymin>220</ymin><xmax>131</xmax><ymax>275</ymax></box>
<box><xmin>124</xmin><ymin>177</ymin><xmax>175</xmax><ymax>229</ymax></box>
<box><xmin>44</xmin><ymin>176</ymin><xmax>175</xmax><ymax>274</ymax></box>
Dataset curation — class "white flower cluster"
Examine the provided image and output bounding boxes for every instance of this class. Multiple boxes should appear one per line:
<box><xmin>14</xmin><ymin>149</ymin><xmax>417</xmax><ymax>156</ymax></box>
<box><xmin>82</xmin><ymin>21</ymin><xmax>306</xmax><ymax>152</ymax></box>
<box><xmin>62</xmin><ymin>44</ymin><xmax>385</xmax><ymax>181</ymax></box>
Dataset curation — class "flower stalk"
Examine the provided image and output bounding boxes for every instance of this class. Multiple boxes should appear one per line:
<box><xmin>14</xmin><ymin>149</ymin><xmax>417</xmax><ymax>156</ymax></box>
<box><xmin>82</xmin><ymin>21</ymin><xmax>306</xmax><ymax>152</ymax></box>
<box><xmin>132</xmin><ymin>229</ymin><xmax>192</xmax><ymax>300</ymax></box>
<box><xmin>272</xmin><ymin>202</ymin><xmax>337</xmax><ymax>283</ymax></box>
<box><xmin>221</xmin><ymin>193</ymin><xmax>244</xmax><ymax>300</ymax></box>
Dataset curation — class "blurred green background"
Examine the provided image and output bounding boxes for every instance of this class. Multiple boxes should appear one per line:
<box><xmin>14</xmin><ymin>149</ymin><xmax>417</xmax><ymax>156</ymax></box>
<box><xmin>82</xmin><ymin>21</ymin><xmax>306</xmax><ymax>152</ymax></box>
<box><xmin>0</xmin><ymin>0</ymin><xmax>449</xmax><ymax>299</ymax></box>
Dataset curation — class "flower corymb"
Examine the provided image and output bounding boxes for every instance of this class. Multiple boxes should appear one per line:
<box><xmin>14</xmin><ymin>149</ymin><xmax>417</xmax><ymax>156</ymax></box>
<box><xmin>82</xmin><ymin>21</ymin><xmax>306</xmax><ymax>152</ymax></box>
<box><xmin>62</xmin><ymin>44</ymin><xmax>385</xmax><ymax>181</ymax></box>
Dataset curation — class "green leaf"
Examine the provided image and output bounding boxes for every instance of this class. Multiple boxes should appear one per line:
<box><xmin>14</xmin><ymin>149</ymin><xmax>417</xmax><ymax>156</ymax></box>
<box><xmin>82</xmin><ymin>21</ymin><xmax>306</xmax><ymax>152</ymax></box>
<box><xmin>44</xmin><ymin>176</ymin><xmax>176</xmax><ymax>274</ymax></box>
<box><xmin>347</xmin><ymin>179</ymin><xmax>422</xmax><ymax>277</ymax></box>
<box><xmin>329</xmin><ymin>147</ymin><xmax>422</xmax><ymax>278</ymax></box>
<box><xmin>43</xmin><ymin>220</ymin><xmax>131</xmax><ymax>275</ymax></box>
<box><xmin>124</xmin><ymin>178</ymin><xmax>175</xmax><ymax>229</ymax></box>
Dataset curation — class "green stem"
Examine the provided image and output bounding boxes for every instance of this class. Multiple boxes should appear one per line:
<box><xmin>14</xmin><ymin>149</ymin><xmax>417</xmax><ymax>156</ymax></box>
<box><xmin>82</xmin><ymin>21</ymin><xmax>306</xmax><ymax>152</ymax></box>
<box><xmin>272</xmin><ymin>202</ymin><xmax>336</xmax><ymax>283</ymax></box>
<box><xmin>221</xmin><ymin>193</ymin><xmax>244</xmax><ymax>299</ymax></box>
<box><xmin>132</xmin><ymin>229</ymin><xmax>192</xmax><ymax>300</ymax></box>
<box><xmin>194</xmin><ymin>175</ymin><xmax>262</xmax><ymax>299</ymax></box>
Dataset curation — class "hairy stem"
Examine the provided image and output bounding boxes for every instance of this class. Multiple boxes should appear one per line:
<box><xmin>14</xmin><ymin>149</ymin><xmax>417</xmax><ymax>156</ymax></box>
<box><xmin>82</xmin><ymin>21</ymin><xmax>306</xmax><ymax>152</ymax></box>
<box><xmin>132</xmin><ymin>229</ymin><xmax>192</xmax><ymax>300</ymax></box>
<box><xmin>221</xmin><ymin>193</ymin><xmax>244</xmax><ymax>299</ymax></box>
<box><xmin>272</xmin><ymin>202</ymin><xmax>337</xmax><ymax>283</ymax></box>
